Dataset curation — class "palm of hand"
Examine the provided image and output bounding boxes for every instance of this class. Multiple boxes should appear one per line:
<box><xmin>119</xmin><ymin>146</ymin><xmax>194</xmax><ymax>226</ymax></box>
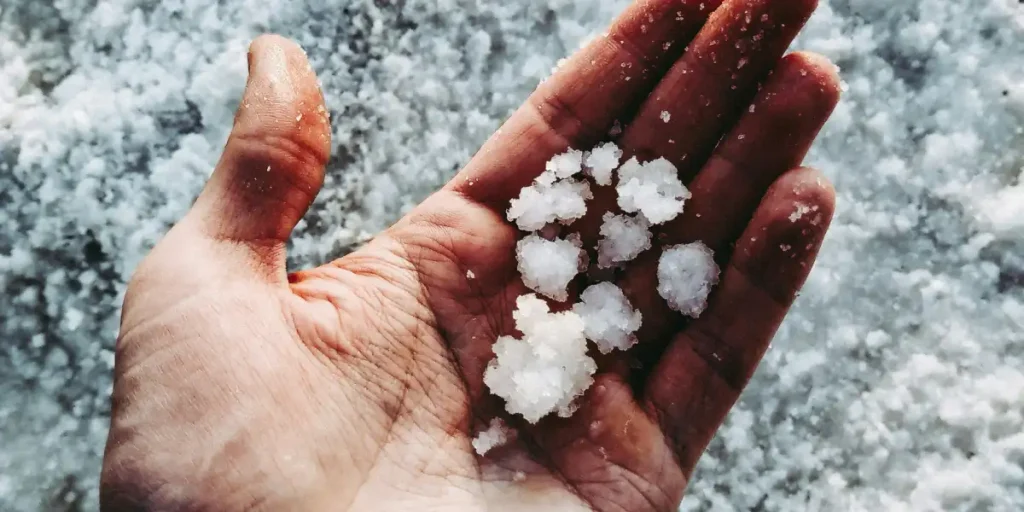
<box><xmin>102</xmin><ymin>1</ymin><xmax>840</xmax><ymax>511</ymax></box>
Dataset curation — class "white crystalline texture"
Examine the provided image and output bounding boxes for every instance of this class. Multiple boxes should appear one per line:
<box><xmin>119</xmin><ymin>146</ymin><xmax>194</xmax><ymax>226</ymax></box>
<box><xmin>616</xmin><ymin>157</ymin><xmax>691</xmax><ymax>224</ymax></box>
<box><xmin>657</xmin><ymin>242</ymin><xmax>720</xmax><ymax>318</ymax></box>
<box><xmin>538</xmin><ymin>149</ymin><xmax>584</xmax><ymax>185</ymax></box>
<box><xmin>507</xmin><ymin>178</ymin><xmax>592</xmax><ymax>231</ymax></box>
<box><xmin>472</xmin><ymin>418</ymin><xmax>511</xmax><ymax>455</ymax></box>
<box><xmin>597</xmin><ymin>212</ymin><xmax>652</xmax><ymax>268</ymax></box>
<box><xmin>573</xmin><ymin>282</ymin><xmax>642</xmax><ymax>354</ymax></box>
<box><xmin>583</xmin><ymin>142</ymin><xmax>623</xmax><ymax>186</ymax></box>
<box><xmin>484</xmin><ymin>294</ymin><xmax>597</xmax><ymax>423</ymax></box>
<box><xmin>516</xmin><ymin>233</ymin><xmax>585</xmax><ymax>302</ymax></box>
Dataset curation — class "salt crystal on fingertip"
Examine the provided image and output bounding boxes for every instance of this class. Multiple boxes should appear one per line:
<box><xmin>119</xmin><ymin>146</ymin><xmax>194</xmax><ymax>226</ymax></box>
<box><xmin>472</xmin><ymin>418</ymin><xmax>511</xmax><ymax>455</ymax></box>
<box><xmin>660</xmin><ymin>110</ymin><xmax>672</xmax><ymax>123</ymax></box>
<box><xmin>573</xmin><ymin>282</ymin><xmax>642</xmax><ymax>353</ymax></box>
<box><xmin>483</xmin><ymin>294</ymin><xmax>596</xmax><ymax>423</ymax></box>
<box><xmin>466</xmin><ymin>269</ymin><xmax>476</xmax><ymax>279</ymax></box>
<box><xmin>657</xmin><ymin>242</ymin><xmax>720</xmax><ymax>318</ymax></box>
<box><xmin>597</xmin><ymin>212</ymin><xmax>652</xmax><ymax>268</ymax></box>
<box><xmin>516</xmin><ymin>234</ymin><xmax>586</xmax><ymax>302</ymax></box>
<box><xmin>789</xmin><ymin>203</ymin><xmax>812</xmax><ymax>222</ymax></box>
<box><xmin>583</xmin><ymin>142</ymin><xmax>623</xmax><ymax>186</ymax></box>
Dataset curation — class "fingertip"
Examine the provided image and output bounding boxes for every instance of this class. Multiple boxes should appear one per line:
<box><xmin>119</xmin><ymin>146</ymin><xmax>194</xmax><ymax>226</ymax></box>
<box><xmin>779</xmin><ymin>51</ymin><xmax>842</xmax><ymax>103</ymax></box>
<box><xmin>759</xmin><ymin>167</ymin><xmax>835</xmax><ymax>247</ymax></box>
<box><xmin>733</xmin><ymin>166</ymin><xmax>834</xmax><ymax>303</ymax></box>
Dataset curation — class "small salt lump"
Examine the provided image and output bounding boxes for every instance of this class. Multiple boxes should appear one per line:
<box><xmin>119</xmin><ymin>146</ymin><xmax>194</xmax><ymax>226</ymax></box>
<box><xmin>472</xmin><ymin>418</ymin><xmax>511</xmax><ymax>455</ymax></box>
<box><xmin>583</xmin><ymin>142</ymin><xmax>623</xmax><ymax>186</ymax></box>
<box><xmin>657</xmin><ymin>242</ymin><xmax>720</xmax><ymax>318</ymax></box>
<box><xmin>596</xmin><ymin>212</ymin><xmax>652</xmax><ymax>268</ymax></box>
<box><xmin>484</xmin><ymin>294</ymin><xmax>597</xmax><ymax>423</ymax></box>
<box><xmin>616</xmin><ymin>157</ymin><xmax>691</xmax><ymax>224</ymax></box>
<box><xmin>573</xmin><ymin>282</ymin><xmax>642</xmax><ymax>353</ymax></box>
<box><xmin>507</xmin><ymin>178</ymin><xmax>593</xmax><ymax>231</ymax></box>
<box><xmin>539</xmin><ymin>149</ymin><xmax>584</xmax><ymax>184</ymax></box>
<box><xmin>516</xmin><ymin>233</ymin><xmax>585</xmax><ymax>302</ymax></box>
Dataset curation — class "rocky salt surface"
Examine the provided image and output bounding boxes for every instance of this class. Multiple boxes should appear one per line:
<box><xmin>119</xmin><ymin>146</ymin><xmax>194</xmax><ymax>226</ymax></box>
<box><xmin>1</xmin><ymin>0</ymin><xmax>1023</xmax><ymax>510</ymax></box>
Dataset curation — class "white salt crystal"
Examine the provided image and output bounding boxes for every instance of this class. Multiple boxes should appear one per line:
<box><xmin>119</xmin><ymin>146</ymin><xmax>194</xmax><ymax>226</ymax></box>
<box><xmin>977</xmin><ymin>182</ymin><xmax>1024</xmax><ymax>236</ymax></box>
<box><xmin>657</xmin><ymin>242</ymin><xmax>720</xmax><ymax>318</ymax></box>
<box><xmin>583</xmin><ymin>142</ymin><xmax>623</xmax><ymax>186</ymax></box>
<box><xmin>573</xmin><ymin>282</ymin><xmax>642</xmax><ymax>354</ymax></box>
<box><xmin>538</xmin><ymin>149</ymin><xmax>584</xmax><ymax>185</ymax></box>
<box><xmin>660</xmin><ymin>110</ymin><xmax>672</xmax><ymax>122</ymax></box>
<box><xmin>790</xmin><ymin>203</ymin><xmax>813</xmax><ymax>222</ymax></box>
<box><xmin>507</xmin><ymin>178</ymin><xmax>593</xmax><ymax>231</ymax></box>
<box><xmin>596</xmin><ymin>212</ymin><xmax>652</xmax><ymax>268</ymax></box>
<box><xmin>472</xmin><ymin>418</ymin><xmax>511</xmax><ymax>455</ymax></box>
<box><xmin>616</xmin><ymin>157</ymin><xmax>691</xmax><ymax>224</ymax></box>
<box><xmin>516</xmin><ymin>234</ymin><xmax>585</xmax><ymax>302</ymax></box>
<box><xmin>483</xmin><ymin>294</ymin><xmax>597</xmax><ymax>423</ymax></box>
<box><xmin>65</xmin><ymin>308</ymin><xmax>84</xmax><ymax>331</ymax></box>
<box><xmin>466</xmin><ymin>269</ymin><xmax>476</xmax><ymax>279</ymax></box>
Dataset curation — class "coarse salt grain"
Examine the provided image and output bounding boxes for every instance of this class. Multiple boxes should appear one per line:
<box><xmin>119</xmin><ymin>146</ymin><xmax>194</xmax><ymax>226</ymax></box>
<box><xmin>657</xmin><ymin>242</ymin><xmax>720</xmax><ymax>318</ymax></box>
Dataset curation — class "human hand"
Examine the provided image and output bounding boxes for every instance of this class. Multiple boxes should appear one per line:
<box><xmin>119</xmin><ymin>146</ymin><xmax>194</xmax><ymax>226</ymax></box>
<box><xmin>100</xmin><ymin>0</ymin><xmax>839</xmax><ymax>510</ymax></box>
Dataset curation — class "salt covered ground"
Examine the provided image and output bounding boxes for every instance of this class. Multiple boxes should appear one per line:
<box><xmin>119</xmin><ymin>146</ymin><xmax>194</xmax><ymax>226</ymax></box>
<box><xmin>1</xmin><ymin>0</ymin><xmax>1022</xmax><ymax>510</ymax></box>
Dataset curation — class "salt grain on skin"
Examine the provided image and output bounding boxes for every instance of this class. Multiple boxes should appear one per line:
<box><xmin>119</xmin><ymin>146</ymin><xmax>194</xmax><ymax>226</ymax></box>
<box><xmin>657</xmin><ymin>242</ymin><xmax>720</xmax><ymax>318</ymax></box>
<box><xmin>790</xmin><ymin>203</ymin><xmax>813</xmax><ymax>222</ymax></box>
<box><xmin>660</xmin><ymin>110</ymin><xmax>672</xmax><ymax>122</ymax></box>
<box><xmin>472</xmin><ymin>418</ymin><xmax>511</xmax><ymax>455</ymax></box>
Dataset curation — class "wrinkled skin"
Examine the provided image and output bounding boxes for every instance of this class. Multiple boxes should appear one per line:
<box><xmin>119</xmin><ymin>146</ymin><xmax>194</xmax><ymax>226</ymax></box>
<box><xmin>100</xmin><ymin>1</ymin><xmax>841</xmax><ymax>510</ymax></box>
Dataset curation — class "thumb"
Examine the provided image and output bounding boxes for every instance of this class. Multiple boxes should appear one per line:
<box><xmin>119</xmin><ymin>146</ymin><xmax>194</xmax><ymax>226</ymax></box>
<box><xmin>188</xmin><ymin>34</ymin><xmax>331</xmax><ymax>261</ymax></box>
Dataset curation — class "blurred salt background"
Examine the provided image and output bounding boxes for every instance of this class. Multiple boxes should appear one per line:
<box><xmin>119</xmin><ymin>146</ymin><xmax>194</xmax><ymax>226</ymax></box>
<box><xmin>0</xmin><ymin>0</ymin><xmax>1022</xmax><ymax>510</ymax></box>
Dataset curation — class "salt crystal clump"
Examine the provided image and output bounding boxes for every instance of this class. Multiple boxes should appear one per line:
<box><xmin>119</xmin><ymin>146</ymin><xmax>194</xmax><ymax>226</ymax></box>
<box><xmin>539</xmin><ymin>149</ymin><xmax>585</xmax><ymax>185</ymax></box>
<box><xmin>573</xmin><ymin>282</ymin><xmax>643</xmax><ymax>353</ymax></box>
<box><xmin>483</xmin><ymin>294</ymin><xmax>597</xmax><ymax>423</ymax></box>
<box><xmin>508</xmin><ymin>149</ymin><xmax>593</xmax><ymax>231</ymax></box>
<box><xmin>583</xmin><ymin>142</ymin><xmax>623</xmax><ymax>186</ymax></box>
<box><xmin>657</xmin><ymin>242</ymin><xmax>720</xmax><ymax>318</ymax></box>
<box><xmin>472</xmin><ymin>418</ymin><xmax>511</xmax><ymax>455</ymax></box>
<box><xmin>616</xmin><ymin>157</ymin><xmax>691</xmax><ymax>224</ymax></box>
<box><xmin>597</xmin><ymin>212</ymin><xmax>653</xmax><ymax>268</ymax></box>
<box><xmin>508</xmin><ymin>179</ymin><xmax>592</xmax><ymax>231</ymax></box>
<box><xmin>516</xmin><ymin>234</ymin><xmax>585</xmax><ymax>302</ymax></box>
<box><xmin>508</xmin><ymin>178</ymin><xmax>593</xmax><ymax>231</ymax></box>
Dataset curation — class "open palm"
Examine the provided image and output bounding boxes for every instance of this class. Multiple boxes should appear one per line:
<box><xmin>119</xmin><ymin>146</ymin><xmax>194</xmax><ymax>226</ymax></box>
<box><xmin>101</xmin><ymin>1</ymin><xmax>840</xmax><ymax>510</ymax></box>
